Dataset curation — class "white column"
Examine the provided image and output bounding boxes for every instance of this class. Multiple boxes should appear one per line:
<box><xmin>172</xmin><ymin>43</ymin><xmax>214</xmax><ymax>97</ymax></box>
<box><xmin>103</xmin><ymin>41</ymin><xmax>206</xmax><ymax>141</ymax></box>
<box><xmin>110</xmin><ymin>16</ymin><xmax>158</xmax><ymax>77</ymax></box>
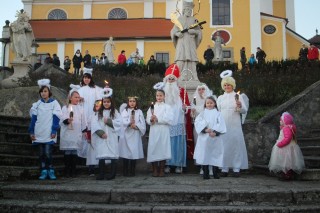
<box><xmin>57</xmin><ymin>41</ymin><xmax>65</xmax><ymax>69</ymax></box>
<box><xmin>1</xmin><ymin>42</ymin><xmax>10</xmax><ymax>67</ymax></box>
<box><xmin>74</xmin><ymin>41</ymin><xmax>82</xmax><ymax>54</ymax></box>
<box><xmin>144</xmin><ymin>0</ymin><xmax>153</xmax><ymax>18</ymax></box>
<box><xmin>136</xmin><ymin>40</ymin><xmax>145</xmax><ymax>58</ymax></box>
<box><xmin>166</xmin><ymin>0</ymin><xmax>180</xmax><ymax>19</ymax></box>
<box><xmin>82</xmin><ymin>0</ymin><xmax>92</xmax><ymax>19</ymax></box>
<box><xmin>282</xmin><ymin>21</ymin><xmax>287</xmax><ymax>59</ymax></box>
<box><xmin>259</xmin><ymin>0</ymin><xmax>273</xmax><ymax>15</ymax></box>
<box><xmin>22</xmin><ymin>0</ymin><xmax>33</xmax><ymax>18</ymax></box>
<box><xmin>285</xmin><ymin>0</ymin><xmax>295</xmax><ymax>30</ymax></box>
<box><xmin>250</xmin><ymin>0</ymin><xmax>262</xmax><ymax>54</ymax></box>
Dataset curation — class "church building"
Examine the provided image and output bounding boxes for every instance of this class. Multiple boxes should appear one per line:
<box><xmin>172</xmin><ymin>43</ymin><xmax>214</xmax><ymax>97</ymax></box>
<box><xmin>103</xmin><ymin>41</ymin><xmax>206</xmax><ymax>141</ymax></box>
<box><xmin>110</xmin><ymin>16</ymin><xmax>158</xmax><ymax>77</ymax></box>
<box><xmin>3</xmin><ymin>0</ymin><xmax>310</xmax><ymax>69</ymax></box>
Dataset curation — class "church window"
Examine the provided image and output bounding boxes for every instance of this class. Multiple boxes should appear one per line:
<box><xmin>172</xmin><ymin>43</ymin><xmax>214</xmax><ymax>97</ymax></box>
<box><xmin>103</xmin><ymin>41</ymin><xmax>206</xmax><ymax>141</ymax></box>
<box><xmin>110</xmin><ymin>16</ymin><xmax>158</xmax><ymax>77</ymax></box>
<box><xmin>264</xmin><ymin>25</ymin><xmax>277</xmax><ymax>34</ymax></box>
<box><xmin>155</xmin><ymin>53</ymin><xmax>169</xmax><ymax>67</ymax></box>
<box><xmin>211</xmin><ymin>0</ymin><xmax>231</xmax><ymax>25</ymax></box>
<box><xmin>108</xmin><ymin>8</ymin><xmax>127</xmax><ymax>19</ymax></box>
<box><xmin>48</xmin><ymin>9</ymin><xmax>67</xmax><ymax>20</ymax></box>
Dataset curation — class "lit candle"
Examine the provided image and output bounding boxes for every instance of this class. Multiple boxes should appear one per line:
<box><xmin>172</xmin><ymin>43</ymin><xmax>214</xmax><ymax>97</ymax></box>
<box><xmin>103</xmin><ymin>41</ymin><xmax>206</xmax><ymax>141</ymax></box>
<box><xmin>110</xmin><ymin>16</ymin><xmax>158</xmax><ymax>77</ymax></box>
<box><xmin>193</xmin><ymin>96</ymin><xmax>196</xmax><ymax>105</ymax></box>
<box><xmin>131</xmin><ymin>109</ymin><xmax>135</xmax><ymax>117</ymax></box>
<box><xmin>150</xmin><ymin>102</ymin><xmax>154</xmax><ymax>115</ymax></box>
<box><xmin>69</xmin><ymin>106</ymin><xmax>73</xmax><ymax>118</ymax></box>
<box><xmin>235</xmin><ymin>91</ymin><xmax>240</xmax><ymax>101</ymax></box>
<box><xmin>104</xmin><ymin>80</ymin><xmax>109</xmax><ymax>88</ymax></box>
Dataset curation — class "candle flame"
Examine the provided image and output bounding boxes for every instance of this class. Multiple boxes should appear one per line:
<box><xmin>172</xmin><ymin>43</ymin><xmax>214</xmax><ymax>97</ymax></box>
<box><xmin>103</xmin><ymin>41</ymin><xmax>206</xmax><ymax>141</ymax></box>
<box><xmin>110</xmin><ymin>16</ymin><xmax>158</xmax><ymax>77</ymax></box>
<box><xmin>104</xmin><ymin>80</ymin><xmax>109</xmax><ymax>84</ymax></box>
<box><xmin>151</xmin><ymin>102</ymin><xmax>154</xmax><ymax>105</ymax></box>
<box><xmin>237</xmin><ymin>91</ymin><xmax>240</xmax><ymax>95</ymax></box>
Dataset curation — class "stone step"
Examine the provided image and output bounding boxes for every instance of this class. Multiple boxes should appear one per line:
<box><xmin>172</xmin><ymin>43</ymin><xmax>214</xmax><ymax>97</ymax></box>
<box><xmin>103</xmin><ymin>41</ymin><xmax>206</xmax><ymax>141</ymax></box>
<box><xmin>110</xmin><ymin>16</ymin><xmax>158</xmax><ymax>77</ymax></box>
<box><xmin>309</xmin><ymin>128</ymin><xmax>320</xmax><ymax>137</ymax></box>
<box><xmin>0</xmin><ymin>115</ymin><xmax>30</xmax><ymax>126</ymax></box>
<box><xmin>0</xmin><ymin>153</ymin><xmax>65</xmax><ymax>167</ymax></box>
<box><xmin>298</xmin><ymin>137</ymin><xmax>320</xmax><ymax>146</ymax></box>
<box><xmin>300</xmin><ymin>146</ymin><xmax>320</xmax><ymax>156</ymax></box>
<box><xmin>0</xmin><ymin>121</ymin><xmax>29</xmax><ymax>133</ymax></box>
<box><xmin>0</xmin><ymin>199</ymin><xmax>320</xmax><ymax>213</ymax></box>
<box><xmin>0</xmin><ymin>142</ymin><xmax>63</xmax><ymax>156</ymax></box>
<box><xmin>0</xmin><ymin>131</ymin><xmax>32</xmax><ymax>143</ymax></box>
<box><xmin>304</xmin><ymin>156</ymin><xmax>320</xmax><ymax>168</ymax></box>
<box><xmin>1</xmin><ymin>175</ymin><xmax>320</xmax><ymax>206</ymax></box>
<box><xmin>252</xmin><ymin>164</ymin><xmax>320</xmax><ymax>180</ymax></box>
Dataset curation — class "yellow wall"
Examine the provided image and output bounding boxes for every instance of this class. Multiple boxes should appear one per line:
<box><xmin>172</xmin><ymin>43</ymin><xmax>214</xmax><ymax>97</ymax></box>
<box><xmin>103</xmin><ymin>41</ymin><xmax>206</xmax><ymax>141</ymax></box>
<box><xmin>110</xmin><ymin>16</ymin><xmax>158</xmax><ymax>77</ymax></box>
<box><xmin>92</xmin><ymin>3</ymin><xmax>144</xmax><ymax>19</ymax></box>
<box><xmin>31</xmin><ymin>5</ymin><xmax>83</xmax><ymax>19</ymax></box>
<box><xmin>261</xmin><ymin>19</ymin><xmax>284</xmax><ymax>60</ymax></box>
<box><xmin>273</xmin><ymin>0</ymin><xmax>286</xmax><ymax>18</ymax></box>
<box><xmin>37</xmin><ymin>43</ymin><xmax>57</xmax><ymax>56</ymax></box>
<box><xmin>286</xmin><ymin>33</ymin><xmax>303</xmax><ymax>59</ymax></box>
<box><xmin>153</xmin><ymin>2</ymin><xmax>166</xmax><ymax>18</ymax></box>
<box><xmin>144</xmin><ymin>41</ymin><xmax>175</xmax><ymax>64</ymax></box>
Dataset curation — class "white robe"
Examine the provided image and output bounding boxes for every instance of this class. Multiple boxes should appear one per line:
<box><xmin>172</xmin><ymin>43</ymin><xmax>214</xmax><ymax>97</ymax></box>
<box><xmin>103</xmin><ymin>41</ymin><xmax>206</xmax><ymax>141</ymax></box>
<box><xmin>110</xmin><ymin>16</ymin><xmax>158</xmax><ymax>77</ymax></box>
<box><xmin>119</xmin><ymin>108</ymin><xmax>146</xmax><ymax>159</ymax></box>
<box><xmin>217</xmin><ymin>91</ymin><xmax>249</xmax><ymax>170</ymax></box>
<box><xmin>193</xmin><ymin>108</ymin><xmax>226</xmax><ymax>166</ymax></box>
<box><xmin>91</xmin><ymin>109</ymin><xmax>122</xmax><ymax>160</ymax></box>
<box><xmin>30</xmin><ymin>100</ymin><xmax>62</xmax><ymax>144</ymax></box>
<box><xmin>59</xmin><ymin>104</ymin><xmax>87</xmax><ymax>151</ymax></box>
<box><xmin>146</xmin><ymin>102</ymin><xmax>174</xmax><ymax>162</ymax></box>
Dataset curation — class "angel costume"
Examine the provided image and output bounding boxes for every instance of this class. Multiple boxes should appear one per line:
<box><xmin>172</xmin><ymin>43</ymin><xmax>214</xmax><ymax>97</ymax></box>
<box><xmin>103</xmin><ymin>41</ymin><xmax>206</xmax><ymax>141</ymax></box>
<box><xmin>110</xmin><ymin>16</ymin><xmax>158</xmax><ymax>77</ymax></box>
<box><xmin>119</xmin><ymin>108</ymin><xmax>146</xmax><ymax>159</ymax></box>
<box><xmin>91</xmin><ymin>109</ymin><xmax>122</xmax><ymax>160</ymax></box>
<box><xmin>146</xmin><ymin>102</ymin><xmax>174</xmax><ymax>163</ymax></box>
<box><xmin>193</xmin><ymin>108</ymin><xmax>226</xmax><ymax>166</ymax></box>
<box><xmin>217</xmin><ymin>91</ymin><xmax>249</xmax><ymax>172</ymax></box>
<box><xmin>78</xmin><ymin>85</ymin><xmax>102</xmax><ymax>166</ymax></box>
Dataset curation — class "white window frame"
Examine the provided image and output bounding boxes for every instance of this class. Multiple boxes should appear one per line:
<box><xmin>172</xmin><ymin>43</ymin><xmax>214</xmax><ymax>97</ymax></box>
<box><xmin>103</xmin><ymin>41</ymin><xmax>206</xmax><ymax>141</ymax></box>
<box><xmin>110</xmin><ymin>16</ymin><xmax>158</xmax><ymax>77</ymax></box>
<box><xmin>210</xmin><ymin>0</ymin><xmax>233</xmax><ymax>28</ymax></box>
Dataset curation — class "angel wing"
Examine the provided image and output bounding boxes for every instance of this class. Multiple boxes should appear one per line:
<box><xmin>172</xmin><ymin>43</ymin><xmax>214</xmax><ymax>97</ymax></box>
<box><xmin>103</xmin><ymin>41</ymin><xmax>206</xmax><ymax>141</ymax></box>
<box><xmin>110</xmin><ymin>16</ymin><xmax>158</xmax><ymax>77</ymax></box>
<box><xmin>119</xmin><ymin>103</ymin><xmax>127</xmax><ymax>114</ymax></box>
<box><xmin>240</xmin><ymin>93</ymin><xmax>249</xmax><ymax>124</ymax></box>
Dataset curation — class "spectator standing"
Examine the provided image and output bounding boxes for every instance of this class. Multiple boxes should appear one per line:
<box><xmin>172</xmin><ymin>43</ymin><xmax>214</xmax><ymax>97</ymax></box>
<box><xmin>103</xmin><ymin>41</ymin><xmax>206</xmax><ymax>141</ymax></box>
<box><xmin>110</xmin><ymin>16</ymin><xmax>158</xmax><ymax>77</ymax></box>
<box><xmin>100</xmin><ymin>53</ymin><xmax>108</xmax><ymax>65</ymax></box>
<box><xmin>147</xmin><ymin>55</ymin><xmax>157</xmax><ymax>74</ymax></box>
<box><xmin>298</xmin><ymin>44</ymin><xmax>308</xmax><ymax>62</ymax></box>
<box><xmin>44</xmin><ymin>53</ymin><xmax>53</xmax><ymax>64</ymax></box>
<box><xmin>34</xmin><ymin>59</ymin><xmax>42</xmax><ymax>70</ymax></box>
<box><xmin>118</xmin><ymin>50</ymin><xmax>127</xmax><ymax>65</ymax></box>
<box><xmin>248</xmin><ymin>54</ymin><xmax>257</xmax><ymax>70</ymax></box>
<box><xmin>307</xmin><ymin>44</ymin><xmax>319</xmax><ymax>61</ymax></box>
<box><xmin>203</xmin><ymin>45</ymin><xmax>214</xmax><ymax>64</ymax></box>
<box><xmin>83</xmin><ymin>50</ymin><xmax>92</xmax><ymax>68</ymax></box>
<box><xmin>63</xmin><ymin>56</ymin><xmax>71</xmax><ymax>72</ymax></box>
<box><xmin>52</xmin><ymin>54</ymin><xmax>60</xmax><ymax>67</ymax></box>
<box><xmin>72</xmin><ymin>49</ymin><xmax>83</xmax><ymax>76</ymax></box>
<box><xmin>240</xmin><ymin>47</ymin><xmax>247</xmax><ymax>69</ymax></box>
<box><xmin>256</xmin><ymin>47</ymin><xmax>266</xmax><ymax>64</ymax></box>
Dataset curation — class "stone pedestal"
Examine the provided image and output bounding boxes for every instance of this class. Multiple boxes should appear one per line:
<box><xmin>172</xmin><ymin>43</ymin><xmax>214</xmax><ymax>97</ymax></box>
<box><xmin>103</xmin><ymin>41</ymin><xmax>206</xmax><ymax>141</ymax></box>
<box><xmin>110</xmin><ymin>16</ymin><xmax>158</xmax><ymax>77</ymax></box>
<box><xmin>0</xmin><ymin>60</ymin><xmax>31</xmax><ymax>89</ymax></box>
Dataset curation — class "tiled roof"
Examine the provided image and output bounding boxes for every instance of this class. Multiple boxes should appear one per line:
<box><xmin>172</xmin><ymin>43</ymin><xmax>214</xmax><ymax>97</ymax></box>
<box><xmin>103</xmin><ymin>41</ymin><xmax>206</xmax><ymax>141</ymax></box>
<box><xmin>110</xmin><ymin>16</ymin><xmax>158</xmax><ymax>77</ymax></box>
<box><xmin>30</xmin><ymin>19</ymin><xmax>173</xmax><ymax>41</ymax></box>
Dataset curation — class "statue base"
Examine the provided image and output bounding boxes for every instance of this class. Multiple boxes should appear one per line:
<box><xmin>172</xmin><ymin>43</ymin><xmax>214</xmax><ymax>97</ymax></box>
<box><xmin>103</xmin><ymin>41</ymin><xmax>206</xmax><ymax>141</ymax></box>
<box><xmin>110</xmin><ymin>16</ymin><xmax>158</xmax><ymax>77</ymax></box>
<box><xmin>1</xmin><ymin>60</ymin><xmax>31</xmax><ymax>89</ymax></box>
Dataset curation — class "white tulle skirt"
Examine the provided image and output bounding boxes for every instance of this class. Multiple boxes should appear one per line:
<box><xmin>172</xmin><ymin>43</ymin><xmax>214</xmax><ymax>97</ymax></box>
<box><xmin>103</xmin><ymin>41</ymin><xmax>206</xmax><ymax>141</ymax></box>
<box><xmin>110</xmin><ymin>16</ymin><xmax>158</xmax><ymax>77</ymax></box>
<box><xmin>268</xmin><ymin>140</ymin><xmax>305</xmax><ymax>174</ymax></box>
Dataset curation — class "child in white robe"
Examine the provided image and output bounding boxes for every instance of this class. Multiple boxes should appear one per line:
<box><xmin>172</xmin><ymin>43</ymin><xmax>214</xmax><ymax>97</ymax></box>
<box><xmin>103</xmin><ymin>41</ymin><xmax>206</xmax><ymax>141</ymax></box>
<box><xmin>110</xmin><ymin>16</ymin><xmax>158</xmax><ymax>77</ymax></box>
<box><xmin>119</xmin><ymin>96</ymin><xmax>146</xmax><ymax>177</ymax></box>
<box><xmin>91</xmin><ymin>88</ymin><xmax>122</xmax><ymax>180</ymax></box>
<box><xmin>60</xmin><ymin>85</ymin><xmax>87</xmax><ymax>178</ymax></box>
<box><xmin>78</xmin><ymin>67</ymin><xmax>102</xmax><ymax>176</ymax></box>
<box><xmin>268</xmin><ymin>112</ymin><xmax>305</xmax><ymax>181</ymax></box>
<box><xmin>194</xmin><ymin>96</ymin><xmax>227</xmax><ymax>179</ymax></box>
<box><xmin>146</xmin><ymin>88</ymin><xmax>174</xmax><ymax>177</ymax></box>
<box><xmin>28</xmin><ymin>79</ymin><xmax>62</xmax><ymax>180</ymax></box>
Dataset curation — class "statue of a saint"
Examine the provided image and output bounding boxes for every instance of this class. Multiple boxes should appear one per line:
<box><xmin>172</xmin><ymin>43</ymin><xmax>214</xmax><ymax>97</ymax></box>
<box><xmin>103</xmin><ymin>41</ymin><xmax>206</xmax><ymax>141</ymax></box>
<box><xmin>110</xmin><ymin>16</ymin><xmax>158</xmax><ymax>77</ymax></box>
<box><xmin>10</xmin><ymin>9</ymin><xmax>34</xmax><ymax>61</ymax></box>
<box><xmin>212</xmin><ymin>31</ymin><xmax>225</xmax><ymax>60</ymax></box>
<box><xmin>171</xmin><ymin>0</ymin><xmax>202</xmax><ymax>81</ymax></box>
<box><xmin>103</xmin><ymin>37</ymin><xmax>116</xmax><ymax>63</ymax></box>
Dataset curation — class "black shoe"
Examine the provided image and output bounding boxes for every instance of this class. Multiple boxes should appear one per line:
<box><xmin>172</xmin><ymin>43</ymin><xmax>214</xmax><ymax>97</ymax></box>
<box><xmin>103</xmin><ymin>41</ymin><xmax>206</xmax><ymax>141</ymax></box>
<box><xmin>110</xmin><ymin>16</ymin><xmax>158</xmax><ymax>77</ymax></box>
<box><xmin>220</xmin><ymin>172</ymin><xmax>228</xmax><ymax>177</ymax></box>
<box><xmin>213</xmin><ymin>166</ymin><xmax>220</xmax><ymax>179</ymax></box>
<box><xmin>233</xmin><ymin>172</ymin><xmax>240</xmax><ymax>178</ymax></box>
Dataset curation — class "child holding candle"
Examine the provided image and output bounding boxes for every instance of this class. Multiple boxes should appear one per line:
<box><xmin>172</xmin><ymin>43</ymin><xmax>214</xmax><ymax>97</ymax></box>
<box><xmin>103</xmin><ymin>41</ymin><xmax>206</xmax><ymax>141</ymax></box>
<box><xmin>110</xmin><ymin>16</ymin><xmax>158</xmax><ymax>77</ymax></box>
<box><xmin>194</xmin><ymin>96</ymin><xmax>227</xmax><ymax>179</ymax></box>
<box><xmin>268</xmin><ymin>112</ymin><xmax>305</xmax><ymax>181</ymax></box>
<box><xmin>146</xmin><ymin>83</ymin><xmax>174</xmax><ymax>177</ymax></box>
<box><xmin>217</xmin><ymin>70</ymin><xmax>249</xmax><ymax>177</ymax></box>
<box><xmin>78</xmin><ymin>67</ymin><xmax>103</xmax><ymax>176</ymax></box>
<box><xmin>60</xmin><ymin>84</ymin><xmax>87</xmax><ymax>178</ymax></box>
<box><xmin>119</xmin><ymin>96</ymin><xmax>146</xmax><ymax>176</ymax></box>
<box><xmin>91</xmin><ymin>88</ymin><xmax>122</xmax><ymax>180</ymax></box>
<box><xmin>28</xmin><ymin>79</ymin><xmax>62</xmax><ymax>180</ymax></box>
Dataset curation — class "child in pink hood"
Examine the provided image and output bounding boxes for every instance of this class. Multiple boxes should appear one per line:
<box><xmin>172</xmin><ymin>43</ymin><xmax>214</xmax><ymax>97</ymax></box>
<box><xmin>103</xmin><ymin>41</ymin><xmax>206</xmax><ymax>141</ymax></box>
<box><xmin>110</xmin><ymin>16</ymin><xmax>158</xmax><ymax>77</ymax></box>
<box><xmin>268</xmin><ymin>112</ymin><xmax>305</xmax><ymax>180</ymax></box>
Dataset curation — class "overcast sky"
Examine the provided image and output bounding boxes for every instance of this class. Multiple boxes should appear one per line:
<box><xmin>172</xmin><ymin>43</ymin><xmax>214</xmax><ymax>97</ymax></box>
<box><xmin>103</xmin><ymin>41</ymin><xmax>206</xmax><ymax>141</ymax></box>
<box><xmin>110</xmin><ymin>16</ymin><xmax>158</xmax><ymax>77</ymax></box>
<box><xmin>0</xmin><ymin>0</ymin><xmax>319</xmax><ymax>58</ymax></box>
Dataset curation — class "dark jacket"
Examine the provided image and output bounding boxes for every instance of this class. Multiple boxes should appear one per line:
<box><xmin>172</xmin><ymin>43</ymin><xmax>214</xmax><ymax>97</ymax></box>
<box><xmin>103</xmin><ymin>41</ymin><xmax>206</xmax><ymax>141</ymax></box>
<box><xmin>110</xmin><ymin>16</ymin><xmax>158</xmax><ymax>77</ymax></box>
<box><xmin>203</xmin><ymin>48</ymin><xmax>214</xmax><ymax>61</ymax></box>
<box><xmin>72</xmin><ymin>54</ymin><xmax>83</xmax><ymax>68</ymax></box>
<box><xmin>83</xmin><ymin>54</ymin><xmax>92</xmax><ymax>68</ymax></box>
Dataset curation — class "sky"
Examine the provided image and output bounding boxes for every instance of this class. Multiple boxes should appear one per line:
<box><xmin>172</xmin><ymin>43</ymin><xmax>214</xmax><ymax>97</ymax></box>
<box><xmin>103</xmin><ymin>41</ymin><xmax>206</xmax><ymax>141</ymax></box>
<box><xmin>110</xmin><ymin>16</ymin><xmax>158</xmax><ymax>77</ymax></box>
<box><xmin>0</xmin><ymin>0</ymin><xmax>319</xmax><ymax>57</ymax></box>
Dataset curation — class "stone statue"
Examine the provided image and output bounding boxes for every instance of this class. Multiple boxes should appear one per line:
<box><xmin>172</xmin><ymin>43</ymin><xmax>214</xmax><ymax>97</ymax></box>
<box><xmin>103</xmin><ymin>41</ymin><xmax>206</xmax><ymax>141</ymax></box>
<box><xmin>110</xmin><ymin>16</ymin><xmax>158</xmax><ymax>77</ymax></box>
<box><xmin>212</xmin><ymin>31</ymin><xmax>225</xmax><ymax>60</ymax></box>
<box><xmin>170</xmin><ymin>0</ymin><xmax>202</xmax><ymax>81</ymax></box>
<box><xmin>10</xmin><ymin>9</ymin><xmax>34</xmax><ymax>61</ymax></box>
<box><xmin>103</xmin><ymin>37</ymin><xmax>116</xmax><ymax>63</ymax></box>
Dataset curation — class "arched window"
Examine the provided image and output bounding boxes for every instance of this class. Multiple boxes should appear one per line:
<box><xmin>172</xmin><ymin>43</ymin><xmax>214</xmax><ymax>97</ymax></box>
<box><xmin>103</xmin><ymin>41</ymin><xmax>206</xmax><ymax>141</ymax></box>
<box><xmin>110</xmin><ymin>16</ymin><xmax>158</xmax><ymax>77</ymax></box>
<box><xmin>48</xmin><ymin>9</ymin><xmax>67</xmax><ymax>20</ymax></box>
<box><xmin>108</xmin><ymin>8</ymin><xmax>127</xmax><ymax>19</ymax></box>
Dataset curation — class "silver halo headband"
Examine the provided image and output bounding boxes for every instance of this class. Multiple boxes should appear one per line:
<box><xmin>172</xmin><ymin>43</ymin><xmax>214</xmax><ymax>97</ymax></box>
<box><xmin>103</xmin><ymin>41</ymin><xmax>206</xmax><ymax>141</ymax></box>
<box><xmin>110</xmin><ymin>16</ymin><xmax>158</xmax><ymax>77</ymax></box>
<box><xmin>220</xmin><ymin>70</ymin><xmax>233</xmax><ymax>79</ymax></box>
<box><xmin>153</xmin><ymin>82</ymin><xmax>165</xmax><ymax>90</ymax></box>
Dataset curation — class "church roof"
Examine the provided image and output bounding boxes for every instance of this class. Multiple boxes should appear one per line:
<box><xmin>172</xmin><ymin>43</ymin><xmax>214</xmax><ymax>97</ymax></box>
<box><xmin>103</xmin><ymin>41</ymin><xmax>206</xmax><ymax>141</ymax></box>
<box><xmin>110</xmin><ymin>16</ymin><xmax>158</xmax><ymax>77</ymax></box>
<box><xmin>309</xmin><ymin>35</ymin><xmax>320</xmax><ymax>45</ymax></box>
<box><xmin>30</xmin><ymin>19</ymin><xmax>172</xmax><ymax>41</ymax></box>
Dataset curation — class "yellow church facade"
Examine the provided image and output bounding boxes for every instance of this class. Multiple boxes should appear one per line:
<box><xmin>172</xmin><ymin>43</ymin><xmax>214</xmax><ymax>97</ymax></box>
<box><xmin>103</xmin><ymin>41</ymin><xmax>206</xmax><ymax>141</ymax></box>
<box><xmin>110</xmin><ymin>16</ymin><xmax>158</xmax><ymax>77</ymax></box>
<box><xmin>5</xmin><ymin>0</ymin><xmax>309</xmax><ymax>69</ymax></box>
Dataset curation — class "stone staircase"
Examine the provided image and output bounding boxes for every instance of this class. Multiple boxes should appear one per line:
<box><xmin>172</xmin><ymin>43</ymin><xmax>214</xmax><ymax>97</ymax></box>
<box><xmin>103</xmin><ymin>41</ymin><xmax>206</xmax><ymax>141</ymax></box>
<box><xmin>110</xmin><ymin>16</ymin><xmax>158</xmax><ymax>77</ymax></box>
<box><xmin>0</xmin><ymin>115</ymin><xmax>85</xmax><ymax>180</ymax></box>
<box><xmin>254</xmin><ymin>128</ymin><xmax>320</xmax><ymax>180</ymax></box>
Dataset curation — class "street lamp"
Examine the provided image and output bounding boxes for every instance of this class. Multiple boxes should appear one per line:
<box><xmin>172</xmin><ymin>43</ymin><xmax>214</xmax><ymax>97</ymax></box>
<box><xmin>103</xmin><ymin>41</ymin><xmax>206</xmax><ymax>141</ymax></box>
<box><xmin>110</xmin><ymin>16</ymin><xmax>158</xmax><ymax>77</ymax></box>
<box><xmin>1</xmin><ymin>20</ymin><xmax>10</xmax><ymax>67</ymax></box>
<box><xmin>31</xmin><ymin>40</ymin><xmax>39</xmax><ymax>55</ymax></box>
